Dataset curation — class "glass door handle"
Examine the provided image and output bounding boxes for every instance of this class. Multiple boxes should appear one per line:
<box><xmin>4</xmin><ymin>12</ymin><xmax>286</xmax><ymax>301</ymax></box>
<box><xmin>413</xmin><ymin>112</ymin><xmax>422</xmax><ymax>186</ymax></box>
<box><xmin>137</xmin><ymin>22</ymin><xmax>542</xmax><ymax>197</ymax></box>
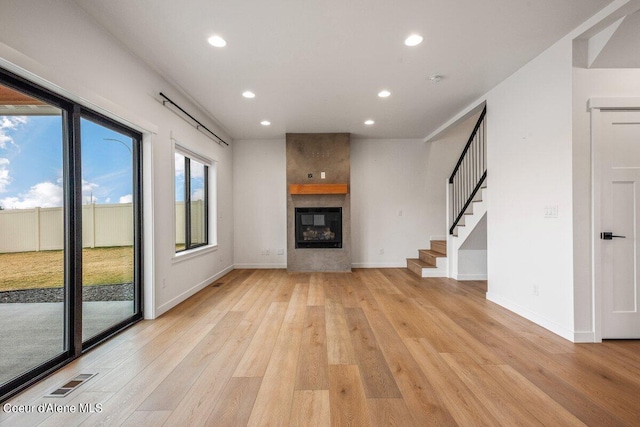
<box><xmin>601</xmin><ymin>232</ymin><xmax>626</xmax><ymax>240</ymax></box>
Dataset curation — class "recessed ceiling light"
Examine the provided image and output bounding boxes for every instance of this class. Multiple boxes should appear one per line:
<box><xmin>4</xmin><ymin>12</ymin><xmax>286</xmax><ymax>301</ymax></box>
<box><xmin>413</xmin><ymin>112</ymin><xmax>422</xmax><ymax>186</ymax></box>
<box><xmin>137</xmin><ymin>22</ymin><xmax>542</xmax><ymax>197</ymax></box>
<box><xmin>261</xmin><ymin>120</ymin><xmax>271</xmax><ymax>126</ymax></box>
<box><xmin>207</xmin><ymin>35</ymin><xmax>227</xmax><ymax>47</ymax></box>
<box><xmin>404</xmin><ymin>34</ymin><xmax>423</xmax><ymax>47</ymax></box>
<box><xmin>428</xmin><ymin>74</ymin><xmax>443</xmax><ymax>84</ymax></box>
<box><xmin>378</xmin><ymin>90</ymin><xmax>391</xmax><ymax>98</ymax></box>
<box><xmin>364</xmin><ymin>119</ymin><xmax>375</xmax><ymax>125</ymax></box>
<box><xmin>242</xmin><ymin>91</ymin><xmax>256</xmax><ymax>98</ymax></box>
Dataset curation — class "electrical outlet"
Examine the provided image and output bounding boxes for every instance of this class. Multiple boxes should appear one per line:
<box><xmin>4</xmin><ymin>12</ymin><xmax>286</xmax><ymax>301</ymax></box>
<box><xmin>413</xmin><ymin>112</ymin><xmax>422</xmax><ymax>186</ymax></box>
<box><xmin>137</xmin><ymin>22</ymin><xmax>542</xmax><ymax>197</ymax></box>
<box><xmin>379</xmin><ymin>248</ymin><xmax>384</xmax><ymax>255</ymax></box>
<box><xmin>277</xmin><ymin>248</ymin><xmax>284</xmax><ymax>255</ymax></box>
<box><xmin>533</xmin><ymin>284</ymin><xmax>540</xmax><ymax>296</ymax></box>
<box><xmin>162</xmin><ymin>278</ymin><xmax>166</xmax><ymax>289</ymax></box>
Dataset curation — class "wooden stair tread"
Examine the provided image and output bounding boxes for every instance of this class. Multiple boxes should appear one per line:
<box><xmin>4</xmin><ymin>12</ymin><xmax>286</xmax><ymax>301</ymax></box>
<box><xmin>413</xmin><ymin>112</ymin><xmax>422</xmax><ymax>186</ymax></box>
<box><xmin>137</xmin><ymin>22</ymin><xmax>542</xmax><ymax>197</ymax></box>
<box><xmin>407</xmin><ymin>258</ymin><xmax>437</xmax><ymax>269</ymax></box>
<box><xmin>418</xmin><ymin>249</ymin><xmax>445</xmax><ymax>257</ymax></box>
<box><xmin>418</xmin><ymin>249</ymin><xmax>445</xmax><ymax>266</ymax></box>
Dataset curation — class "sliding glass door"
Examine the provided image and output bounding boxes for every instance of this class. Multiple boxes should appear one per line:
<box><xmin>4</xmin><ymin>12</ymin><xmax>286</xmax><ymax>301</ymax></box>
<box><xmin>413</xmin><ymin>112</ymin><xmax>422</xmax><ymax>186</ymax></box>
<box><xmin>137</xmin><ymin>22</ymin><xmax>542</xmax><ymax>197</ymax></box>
<box><xmin>0</xmin><ymin>82</ymin><xmax>67</xmax><ymax>388</ymax></box>
<box><xmin>0</xmin><ymin>69</ymin><xmax>143</xmax><ymax>401</ymax></box>
<box><xmin>80</xmin><ymin>116</ymin><xmax>140</xmax><ymax>343</ymax></box>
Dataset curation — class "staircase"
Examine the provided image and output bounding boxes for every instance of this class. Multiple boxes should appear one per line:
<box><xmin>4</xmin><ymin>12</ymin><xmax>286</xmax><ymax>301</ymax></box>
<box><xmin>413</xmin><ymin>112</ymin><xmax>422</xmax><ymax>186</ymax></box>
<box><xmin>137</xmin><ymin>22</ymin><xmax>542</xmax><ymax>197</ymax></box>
<box><xmin>407</xmin><ymin>105</ymin><xmax>487</xmax><ymax>279</ymax></box>
<box><xmin>407</xmin><ymin>240</ymin><xmax>447</xmax><ymax>277</ymax></box>
<box><xmin>450</xmin><ymin>185</ymin><xmax>487</xmax><ymax>239</ymax></box>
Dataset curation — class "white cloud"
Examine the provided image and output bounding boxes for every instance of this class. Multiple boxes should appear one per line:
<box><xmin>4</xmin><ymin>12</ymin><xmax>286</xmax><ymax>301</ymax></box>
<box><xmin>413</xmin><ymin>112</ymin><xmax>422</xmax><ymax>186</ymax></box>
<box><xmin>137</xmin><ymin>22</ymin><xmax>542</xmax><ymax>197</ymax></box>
<box><xmin>192</xmin><ymin>188</ymin><xmax>204</xmax><ymax>201</ymax></box>
<box><xmin>0</xmin><ymin>116</ymin><xmax>27</xmax><ymax>149</ymax></box>
<box><xmin>0</xmin><ymin>117</ymin><xmax>27</xmax><ymax>197</ymax></box>
<box><xmin>174</xmin><ymin>154</ymin><xmax>207</xmax><ymax>179</ymax></box>
<box><xmin>190</xmin><ymin>161</ymin><xmax>205</xmax><ymax>179</ymax></box>
<box><xmin>0</xmin><ymin>181</ymin><xmax>63</xmax><ymax>209</ymax></box>
<box><xmin>0</xmin><ymin>158</ymin><xmax>10</xmax><ymax>193</ymax></box>
<box><xmin>82</xmin><ymin>180</ymin><xmax>98</xmax><ymax>193</ymax></box>
<box><xmin>82</xmin><ymin>180</ymin><xmax>99</xmax><ymax>204</ymax></box>
<box><xmin>0</xmin><ymin>134</ymin><xmax>11</xmax><ymax>148</ymax></box>
<box><xmin>119</xmin><ymin>194</ymin><xmax>133</xmax><ymax>203</ymax></box>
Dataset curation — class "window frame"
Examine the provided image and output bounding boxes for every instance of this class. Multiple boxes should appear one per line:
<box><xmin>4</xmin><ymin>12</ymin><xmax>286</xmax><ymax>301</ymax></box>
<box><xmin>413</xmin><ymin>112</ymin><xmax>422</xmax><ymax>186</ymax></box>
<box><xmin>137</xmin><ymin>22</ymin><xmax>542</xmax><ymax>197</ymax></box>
<box><xmin>174</xmin><ymin>145</ymin><xmax>211</xmax><ymax>253</ymax></box>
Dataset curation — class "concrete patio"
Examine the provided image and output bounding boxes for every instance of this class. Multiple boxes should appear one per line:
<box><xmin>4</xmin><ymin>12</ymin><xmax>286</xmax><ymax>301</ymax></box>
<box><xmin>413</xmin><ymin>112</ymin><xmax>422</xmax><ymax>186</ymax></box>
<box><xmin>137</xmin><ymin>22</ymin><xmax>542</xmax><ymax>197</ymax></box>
<box><xmin>0</xmin><ymin>301</ymin><xmax>133</xmax><ymax>385</ymax></box>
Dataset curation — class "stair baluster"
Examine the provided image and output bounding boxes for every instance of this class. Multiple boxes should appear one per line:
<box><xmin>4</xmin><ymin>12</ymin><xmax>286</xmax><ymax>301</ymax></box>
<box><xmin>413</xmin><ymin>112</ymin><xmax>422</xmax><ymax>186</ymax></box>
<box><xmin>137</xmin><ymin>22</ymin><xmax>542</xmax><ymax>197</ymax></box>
<box><xmin>449</xmin><ymin>106</ymin><xmax>487</xmax><ymax>235</ymax></box>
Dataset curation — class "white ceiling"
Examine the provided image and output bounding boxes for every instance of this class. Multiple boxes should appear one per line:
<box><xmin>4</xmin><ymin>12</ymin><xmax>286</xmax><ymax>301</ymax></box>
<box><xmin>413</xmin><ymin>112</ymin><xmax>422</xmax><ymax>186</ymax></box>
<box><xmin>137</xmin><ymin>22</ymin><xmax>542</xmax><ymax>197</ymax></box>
<box><xmin>74</xmin><ymin>0</ymin><xmax>614</xmax><ymax>140</ymax></box>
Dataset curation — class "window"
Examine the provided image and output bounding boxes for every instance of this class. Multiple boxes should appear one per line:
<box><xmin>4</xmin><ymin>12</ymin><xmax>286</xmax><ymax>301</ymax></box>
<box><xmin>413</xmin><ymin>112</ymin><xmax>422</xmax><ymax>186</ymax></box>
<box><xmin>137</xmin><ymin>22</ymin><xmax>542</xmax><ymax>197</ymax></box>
<box><xmin>175</xmin><ymin>148</ymin><xmax>209</xmax><ymax>252</ymax></box>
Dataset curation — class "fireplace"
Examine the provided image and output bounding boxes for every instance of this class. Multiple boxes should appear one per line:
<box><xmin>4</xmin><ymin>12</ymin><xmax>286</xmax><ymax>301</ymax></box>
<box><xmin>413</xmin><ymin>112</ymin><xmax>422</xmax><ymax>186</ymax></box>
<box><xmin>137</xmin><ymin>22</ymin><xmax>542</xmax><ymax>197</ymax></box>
<box><xmin>295</xmin><ymin>207</ymin><xmax>342</xmax><ymax>248</ymax></box>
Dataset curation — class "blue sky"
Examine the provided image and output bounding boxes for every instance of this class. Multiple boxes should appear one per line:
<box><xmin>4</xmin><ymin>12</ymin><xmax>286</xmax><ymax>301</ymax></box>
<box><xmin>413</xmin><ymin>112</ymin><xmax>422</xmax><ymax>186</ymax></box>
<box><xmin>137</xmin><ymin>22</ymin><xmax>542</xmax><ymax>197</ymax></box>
<box><xmin>0</xmin><ymin>114</ymin><xmax>133</xmax><ymax>209</ymax></box>
<box><xmin>174</xmin><ymin>153</ymin><xmax>205</xmax><ymax>203</ymax></box>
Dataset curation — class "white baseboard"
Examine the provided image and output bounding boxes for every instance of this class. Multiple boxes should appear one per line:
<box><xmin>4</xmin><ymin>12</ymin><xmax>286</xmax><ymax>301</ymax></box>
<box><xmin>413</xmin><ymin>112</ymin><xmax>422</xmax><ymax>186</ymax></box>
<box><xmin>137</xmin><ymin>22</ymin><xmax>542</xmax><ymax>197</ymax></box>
<box><xmin>573</xmin><ymin>331</ymin><xmax>598</xmax><ymax>343</ymax></box>
<box><xmin>455</xmin><ymin>273</ymin><xmax>488</xmax><ymax>281</ymax></box>
<box><xmin>233</xmin><ymin>263</ymin><xmax>286</xmax><ymax>269</ymax></box>
<box><xmin>156</xmin><ymin>265</ymin><xmax>234</xmax><ymax>317</ymax></box>
<box><xmin>421</xmin><ymin>269</ymin><xmax>447</xmax><ymax>278</ymax></box>
<box><xmin>351</xmin><ymin>262</ymin><xmax>407</xmax><ymax>268</ymax></box>
<box><xmin>486</xmin><ymin>292</ymin><xmax>575</xmax><ymax>342</ymax></box>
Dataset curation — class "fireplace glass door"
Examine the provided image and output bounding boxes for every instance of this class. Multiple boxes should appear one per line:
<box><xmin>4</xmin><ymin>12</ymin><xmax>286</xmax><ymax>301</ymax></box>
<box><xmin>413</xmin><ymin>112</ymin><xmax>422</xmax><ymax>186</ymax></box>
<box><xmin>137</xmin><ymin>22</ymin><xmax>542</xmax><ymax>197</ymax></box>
<box><xmin>295</xmin><ymin>207</ymin><xmax>342</xmax><ymax>248</ymax></box>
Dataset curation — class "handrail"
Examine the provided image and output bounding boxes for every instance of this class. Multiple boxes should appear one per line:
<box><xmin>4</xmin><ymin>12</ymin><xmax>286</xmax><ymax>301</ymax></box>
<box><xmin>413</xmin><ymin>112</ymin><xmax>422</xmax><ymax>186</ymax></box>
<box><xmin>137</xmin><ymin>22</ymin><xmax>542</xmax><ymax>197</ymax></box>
<box><xmin>449</xmin><ymin>106</ymin><xmax>486</xmax><ymax>184</ymax></box>
<box><xmin>450</xmin><ymin>172</ymin><xmax>486</xmax><ymax>235</ymax></box>
<box><xmin>449</xmin><ymin>107</ymin><xmax>487</xmax><ymax>235</ymax></box>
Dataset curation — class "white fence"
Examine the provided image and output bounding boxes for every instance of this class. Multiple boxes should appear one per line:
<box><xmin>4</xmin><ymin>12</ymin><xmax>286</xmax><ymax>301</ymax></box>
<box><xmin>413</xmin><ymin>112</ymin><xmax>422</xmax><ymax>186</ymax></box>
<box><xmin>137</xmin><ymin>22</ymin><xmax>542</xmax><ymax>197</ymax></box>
<box><xmin>0</xmin><ymin>201</ymin><xmax>205</xmax><ymax>253</ymax></box>
<box><xmin>174</xmin><ymin>201</ymin><xmax>206</xmax><ymax>245</ymax></box>
<box><xmin>0</xmin><ymin>203</ymin><xmax>133</xmax><ymax>253</ymax></box>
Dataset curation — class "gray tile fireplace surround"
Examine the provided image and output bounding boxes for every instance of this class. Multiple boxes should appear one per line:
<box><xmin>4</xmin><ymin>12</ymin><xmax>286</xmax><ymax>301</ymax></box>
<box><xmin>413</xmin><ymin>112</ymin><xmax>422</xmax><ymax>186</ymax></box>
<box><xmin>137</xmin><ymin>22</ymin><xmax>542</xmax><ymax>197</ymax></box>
<box><xmin>286</xmin><ymin>133</ymin><xmax>351</xmax><ymax>272</ymax></box>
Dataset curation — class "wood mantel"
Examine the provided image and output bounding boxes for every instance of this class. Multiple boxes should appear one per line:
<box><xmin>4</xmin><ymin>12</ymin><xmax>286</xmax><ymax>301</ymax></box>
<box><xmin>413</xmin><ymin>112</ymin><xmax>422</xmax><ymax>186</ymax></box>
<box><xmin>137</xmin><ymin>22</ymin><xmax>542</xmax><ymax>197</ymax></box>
<box><xmin>289</xmin><ymin>183</ymin><xmax>348</xmax><ymax>195</ymax></box>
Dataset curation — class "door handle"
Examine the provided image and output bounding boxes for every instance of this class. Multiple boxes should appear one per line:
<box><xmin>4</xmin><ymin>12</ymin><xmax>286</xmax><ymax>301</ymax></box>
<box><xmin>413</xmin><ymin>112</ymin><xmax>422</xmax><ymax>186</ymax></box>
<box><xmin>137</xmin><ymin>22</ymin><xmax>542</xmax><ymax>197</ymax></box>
<box><xmin>601</xmin><ymin>232</ymin><xmax>626</xmax><ymax>240</ymax></box>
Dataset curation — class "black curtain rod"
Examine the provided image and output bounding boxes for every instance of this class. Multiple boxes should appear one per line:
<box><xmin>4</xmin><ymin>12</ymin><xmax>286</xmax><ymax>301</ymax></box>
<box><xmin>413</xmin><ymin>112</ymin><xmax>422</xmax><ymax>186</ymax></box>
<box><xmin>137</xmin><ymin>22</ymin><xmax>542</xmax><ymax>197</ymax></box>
<box><xmin>159</xmin><ymin>92</ymin><xmax>229</xmax><ymax>146</ymax></box>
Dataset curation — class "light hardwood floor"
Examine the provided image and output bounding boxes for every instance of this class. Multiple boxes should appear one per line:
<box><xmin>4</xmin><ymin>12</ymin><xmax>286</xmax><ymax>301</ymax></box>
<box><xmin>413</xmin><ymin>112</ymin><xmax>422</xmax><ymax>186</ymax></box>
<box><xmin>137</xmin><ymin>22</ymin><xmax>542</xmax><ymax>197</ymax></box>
<box><xmin>1</xmin><ymin>268</ymin><xmax>640</xmax><ymax>426</ymax></box>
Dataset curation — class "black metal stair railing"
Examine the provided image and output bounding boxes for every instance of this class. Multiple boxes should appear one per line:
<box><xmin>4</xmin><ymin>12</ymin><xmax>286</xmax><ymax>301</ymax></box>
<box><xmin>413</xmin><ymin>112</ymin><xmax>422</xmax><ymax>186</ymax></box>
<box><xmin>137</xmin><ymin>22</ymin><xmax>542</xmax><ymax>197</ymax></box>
<box><xmin>449</xmin><ymin>106</ymin><xmax>486</xmax><ymax>235</ymax></box>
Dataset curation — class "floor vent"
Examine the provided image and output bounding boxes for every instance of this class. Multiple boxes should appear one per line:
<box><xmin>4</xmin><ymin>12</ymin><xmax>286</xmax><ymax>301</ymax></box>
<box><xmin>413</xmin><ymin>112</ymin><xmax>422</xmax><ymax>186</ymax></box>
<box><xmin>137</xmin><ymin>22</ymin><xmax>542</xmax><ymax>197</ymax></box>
<box><xmin>45</xmin><ymin>373</ymin><xmax>97</xmax><ymax>398</ymax></box>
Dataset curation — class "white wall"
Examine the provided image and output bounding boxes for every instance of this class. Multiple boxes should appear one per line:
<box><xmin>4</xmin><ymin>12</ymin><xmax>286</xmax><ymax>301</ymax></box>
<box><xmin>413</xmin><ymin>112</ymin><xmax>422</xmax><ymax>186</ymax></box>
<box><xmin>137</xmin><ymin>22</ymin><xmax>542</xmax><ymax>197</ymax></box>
<box><xmin>232</xmin><ymin>137</ymin><xmax>468</xmax><ymax>268</ymax></box>
<box><xmin>233</xmin><ymin>139</ymin><xmax>287</xmax><ymax>268</ymax></box>
<box><xmin>0</xmin><ymin>0</ymin><xmax>234</xmax><ymax>318</ymax></box>
<box><xmin>572</xmin><ymin>67</ymin><xmax>640</xmax><ymax>337</ymax></box>
<box><xmin>351</xmin><ymin>139</ymin><xmax>428</xmax><ymax>267</ymax></box>
<box><xmin>351</xmin><ymin>136</ymin><xmax>470</xmax><ymax>266</ymax></box>
<box><xmin>484</xmin><ymin>38</ymin><xmax>576</xmax><ymax>340</ymax></box>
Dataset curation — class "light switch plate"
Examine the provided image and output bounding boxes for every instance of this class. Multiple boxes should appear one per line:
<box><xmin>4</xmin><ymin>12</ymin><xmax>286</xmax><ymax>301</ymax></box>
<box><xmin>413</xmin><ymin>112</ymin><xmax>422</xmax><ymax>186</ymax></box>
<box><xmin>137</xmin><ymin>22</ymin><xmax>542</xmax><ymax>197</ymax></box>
<box><xmin>544</xmin><ymin>205</ymin><xmax>558</xmax><ymax>218</ymax></box>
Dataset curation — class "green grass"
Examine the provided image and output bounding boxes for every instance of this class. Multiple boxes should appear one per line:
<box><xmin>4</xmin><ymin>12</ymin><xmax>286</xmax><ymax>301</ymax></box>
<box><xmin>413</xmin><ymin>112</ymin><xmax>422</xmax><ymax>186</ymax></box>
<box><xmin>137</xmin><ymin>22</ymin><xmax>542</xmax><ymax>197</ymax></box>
<box><xmin>0</xmin><ymin>247</ymin><xmax>133</xmax><ymax>292</ymax></box>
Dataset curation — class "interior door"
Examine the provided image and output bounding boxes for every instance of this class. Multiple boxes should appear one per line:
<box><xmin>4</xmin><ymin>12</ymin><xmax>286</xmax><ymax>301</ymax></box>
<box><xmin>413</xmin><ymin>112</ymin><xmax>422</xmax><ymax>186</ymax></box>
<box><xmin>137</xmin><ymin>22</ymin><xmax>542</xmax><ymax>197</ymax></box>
<box><xmin>599</xmin><ymin>110</ymin><xmax>640</xmax><ymax>339</ymax></box>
